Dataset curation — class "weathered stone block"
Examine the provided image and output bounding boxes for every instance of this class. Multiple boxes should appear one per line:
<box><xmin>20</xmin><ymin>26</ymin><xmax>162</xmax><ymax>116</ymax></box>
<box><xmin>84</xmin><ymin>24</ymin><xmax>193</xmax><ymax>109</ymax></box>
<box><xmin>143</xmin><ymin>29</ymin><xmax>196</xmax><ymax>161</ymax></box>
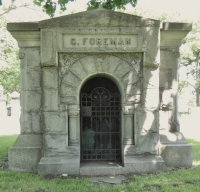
<box><xmin>144</xmin><ymin>26</ymin><xmax>160</xmax><ymax>66</ymax></box>
<box><xmin>21</xmin><ymin>90</ymin><xmax>42</xmax><ymax>112</ymax></box>
<box><xmin>124</xmin><ymin>155</ymin><xmax>165</xmax><ymax>174</ymax></box>
<box><xmin>141</xmin><ymin>88</ymin><xmax>159</xmax><ymax>108</ymax></box>
<box><xmin>159</xmin><ymin>68</ymin><xmax>176</xmax><ymax>89</ymax></box>
<box><xmin>20</xmin><ymin>111</ymin><xmax>32</xmax><ymax>133</ymax></box>
<box><xmin>9</xmin><ymin>147</ymin><xmax>41</xmax><ymax>172</ymax></box>
<box><xmin>60</xmin><ymin>96</ymin><xmax>76</xmax><ymax>104</ymax></box>
<box><xmin>62</xmin><ymin>71</ymin><xmax>81</xmax><ymax>86</ymax></box>
<box><xmin>26</xmin><ymin>69</ymin><xmax>41</xmax><ymax>90</ymax></box>
<box><xmin>159</xmin><ymin>143</ymin><xmax>192</xmax><ymax>168</ymax></box>
<box><xmin>26</xmin><ymin>48</ymin><xmax>41</xmax><ymax>69</ymax></box>
<box><xmin>43</xmin><ymin>89</ymin><xmax>58</xmax><ymax>111</ymax></box>
<box><xmin>38</xmin><ymin>157</ymin><xmax>79</xmax><ymax>175</ymax></box>
<box><xmin>31</xmin><ymin>112</ymin><xmax>41</xmax><ymax>133</ymax></box>
<box><xmin>43</xmin><ymin>112</ymin><xmax>66</xmax><ymax>133</ymax></box>
<box><xmin>143</xmin><ymin>67</ymin><xmax>159</xmax><ymax>88</ymax></box>
<box><xmin>135</xmin><ymin>109</ymin><xmax>159</xmax><ymax>134</ymax></box>
<box><xmin>9</xmin><ymin>134</ymin><xmax>42</xmax><ymax>172</ymax></box>
<box><xmin>60</xmin><ymin>83</ymin><xmax>77</xmax><ymax>96</ymax></box>
<box><xmin>135</xmin><ymin>132</ymin><xmax>159</xmax><ymax>154</ymax></box>
<box><xmin>44</xmin><ymin>134</ymin><xmax>68</xmax><ymax>156</ymax></box>
<box><xmin>42</xmin><ymin>67</ymin><xmax>58</xmax><ymax>89</ymax></box>
<box><xmin>160</xmin><ymin>48</ymin><xmax>178</xmax><ymax>68</ymax></box>
<box><xmin>41</xmin><ymin>30</ymin><xmax>57</xmax><ymax>67</ymax></box>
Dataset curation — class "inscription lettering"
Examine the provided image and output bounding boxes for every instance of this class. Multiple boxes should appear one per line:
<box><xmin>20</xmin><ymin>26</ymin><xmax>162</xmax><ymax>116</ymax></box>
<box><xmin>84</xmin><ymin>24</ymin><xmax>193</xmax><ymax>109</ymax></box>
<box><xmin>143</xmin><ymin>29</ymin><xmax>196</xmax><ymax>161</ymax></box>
<box><xmin>69</xmin><ymin>37</ymin><xmax>132</xmax><ymax>46</ymax></box>
<box><xmin>70</xmin><ymin>38</ymin><xmax>76</xmax><ymax>45</ymax></box>
<box><xmin>110</xmin><ymin>38</ymin><xmax>117</xmax><ymax>45</ymax></box>
<box><xmin>89</xmin><ymin>38</ymin><xmax>95</xmax><ymax>45</ymax></box>
<box><xmin>64</xmin><ymin>35</ymin><xmax>137</xmax><ymax>49</ymax></box>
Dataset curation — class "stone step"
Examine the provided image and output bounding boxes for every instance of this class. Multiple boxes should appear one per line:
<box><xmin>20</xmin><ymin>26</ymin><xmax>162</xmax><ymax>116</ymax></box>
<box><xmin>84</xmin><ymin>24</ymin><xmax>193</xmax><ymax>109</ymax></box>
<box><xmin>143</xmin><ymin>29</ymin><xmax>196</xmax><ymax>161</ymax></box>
<box><xmin>80</xmin><ymin>156</ymin><xmax>166</xmax><ymax>176</ymax></box>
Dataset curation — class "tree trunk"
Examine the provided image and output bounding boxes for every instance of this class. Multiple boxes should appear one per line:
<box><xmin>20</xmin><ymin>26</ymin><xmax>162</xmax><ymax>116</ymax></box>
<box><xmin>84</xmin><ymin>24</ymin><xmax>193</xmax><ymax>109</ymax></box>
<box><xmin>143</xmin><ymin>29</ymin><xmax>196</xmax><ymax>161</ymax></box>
<box><xmin>196</xmin><ymin>89</ymin><xmax>200</xmax><ymax>106</ymax></box>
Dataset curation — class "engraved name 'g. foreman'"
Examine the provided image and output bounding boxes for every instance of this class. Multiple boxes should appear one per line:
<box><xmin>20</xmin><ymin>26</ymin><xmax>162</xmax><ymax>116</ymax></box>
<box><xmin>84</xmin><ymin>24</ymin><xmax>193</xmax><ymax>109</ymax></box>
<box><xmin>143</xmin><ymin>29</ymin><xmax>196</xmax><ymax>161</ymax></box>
<box><xmin>70</xmin><ymin>37</ymin><xmax>131</xmax><ymax>46</ymax></box>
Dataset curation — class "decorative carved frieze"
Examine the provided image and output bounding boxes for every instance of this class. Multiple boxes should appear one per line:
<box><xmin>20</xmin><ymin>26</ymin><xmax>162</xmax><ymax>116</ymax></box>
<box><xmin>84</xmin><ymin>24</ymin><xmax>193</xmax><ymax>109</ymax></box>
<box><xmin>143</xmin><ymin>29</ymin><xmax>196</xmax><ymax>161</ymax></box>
<box><xmin>59</xmin><ymin>53</ymin><xmax>88</xmax><ymax>76</ymax></box>
<box><xmin>68</xmin><ymin>107</ymin><xmax>80</xmax><ymax>116</ymax></box>
<box><xmin>59</xmin><ymin>53</ymin><xmax>143</xmax><ymax>105</ymax></box>
<box><xmin>59</xmin><ymin>53</ymin><xmax>142</xmax><ymax>77</ymax></box>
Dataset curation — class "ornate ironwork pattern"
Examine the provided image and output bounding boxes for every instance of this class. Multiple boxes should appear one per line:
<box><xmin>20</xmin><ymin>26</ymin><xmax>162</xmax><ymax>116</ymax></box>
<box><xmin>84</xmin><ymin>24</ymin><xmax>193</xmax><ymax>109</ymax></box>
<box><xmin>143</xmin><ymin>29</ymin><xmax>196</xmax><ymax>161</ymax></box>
<box><xmin>81</xmin><ymin>86</ymin><xmax>121</xmax><ymax>162</ymax></box>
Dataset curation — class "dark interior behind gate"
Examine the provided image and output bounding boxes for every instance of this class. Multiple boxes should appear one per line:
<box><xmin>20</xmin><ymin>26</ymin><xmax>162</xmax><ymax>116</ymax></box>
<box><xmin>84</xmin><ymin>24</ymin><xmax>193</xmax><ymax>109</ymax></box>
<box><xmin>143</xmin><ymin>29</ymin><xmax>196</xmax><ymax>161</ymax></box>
<box><xmin>80</xmin><ymin>77</ymin><xmax>121</xmax><ymax>162</ymax></box>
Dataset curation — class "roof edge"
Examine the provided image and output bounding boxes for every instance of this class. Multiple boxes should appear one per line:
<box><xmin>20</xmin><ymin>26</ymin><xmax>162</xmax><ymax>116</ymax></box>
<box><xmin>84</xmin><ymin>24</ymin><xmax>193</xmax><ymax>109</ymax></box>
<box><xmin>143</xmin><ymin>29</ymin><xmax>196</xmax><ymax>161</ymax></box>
<box><xmin>7</xmin><ymin>22</ymin><xmax>39</xmax><ymax>31</ymax></box>
<box><xmin>161</xmin><ymin>22</ymin><xmax>192</xmax><ymax>31</ymax></box>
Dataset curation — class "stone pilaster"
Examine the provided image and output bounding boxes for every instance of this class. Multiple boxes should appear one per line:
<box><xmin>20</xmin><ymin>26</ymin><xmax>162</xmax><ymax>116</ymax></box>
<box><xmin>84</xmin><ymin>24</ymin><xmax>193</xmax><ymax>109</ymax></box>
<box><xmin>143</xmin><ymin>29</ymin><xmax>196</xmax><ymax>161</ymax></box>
<box><xmin>123</xmin><ymin>105</ymin><xmax>134</xmax><ymax>145</ymax></box>
<box><xmin>7</xmin><ymin>23</ymin><xmax>42</xmax><ymax>172</ymax></box>
<box><xmin>159</xmin><ymin>22</ymin><xmax>192</xmax><ymax>168</ymax></box>
<box><xmin>68</xmin><ymin>105</ymin><xmax>80</xmax><ymax>146</ymax></box>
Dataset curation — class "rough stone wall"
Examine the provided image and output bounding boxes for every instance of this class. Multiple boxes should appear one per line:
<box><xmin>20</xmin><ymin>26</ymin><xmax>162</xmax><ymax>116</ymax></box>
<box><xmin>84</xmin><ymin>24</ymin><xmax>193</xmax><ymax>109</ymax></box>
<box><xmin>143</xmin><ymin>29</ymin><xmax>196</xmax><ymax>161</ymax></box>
<box><xmin>19</xmin><ymin>48</ymin><xmax>42</xmax><ymax>133</ymax></box>
<box><xmin>160</xmin><ymin>48</ymin><xmax>179</xmax><ymax>132</ymax></box>
<box><xmin>41</xmin><ymin>28</ymin><xmax>68</xmax><ymax>157</ymax></box>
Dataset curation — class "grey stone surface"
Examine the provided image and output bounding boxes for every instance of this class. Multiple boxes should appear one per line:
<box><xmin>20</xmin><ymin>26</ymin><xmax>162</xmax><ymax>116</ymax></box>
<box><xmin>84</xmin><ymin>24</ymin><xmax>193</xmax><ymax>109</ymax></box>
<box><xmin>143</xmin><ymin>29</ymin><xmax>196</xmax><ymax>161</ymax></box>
<box><xmin>9</xmin><ymin>135</ymin><xmax>42</xmax><ymax>172</ymax></box>
<box><xmin>43</xmin><ymin>112</ymin><xmax>66</xmax><ymax>133</ymax></box>
<box><xmin>159</xmin><ymin>144</ymin><xmax>192</xmax><ymax>168</ymax></box>
<box><xmin>38</xmin><ymin>157</ymin><xmax>80</xmax><ymax>175</ymax></box>
<box><xmin>7</xmin><ymin>8</ymin><xmax>192</xmax><ymax>175</ymax></box>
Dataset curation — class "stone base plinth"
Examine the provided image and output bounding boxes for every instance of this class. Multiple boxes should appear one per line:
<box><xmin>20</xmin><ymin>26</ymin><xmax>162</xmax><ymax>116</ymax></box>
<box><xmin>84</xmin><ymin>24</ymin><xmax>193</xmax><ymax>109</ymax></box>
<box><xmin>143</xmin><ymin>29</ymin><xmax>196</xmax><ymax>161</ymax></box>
<box><xmin>80</xmin><ymin>156</ymin><xmax>166</xmax><ymax>176</ymax></box>
<box><xmin>9</xmin><ymin>134</ymin><xmax>42</xmax><ymax>172</ymax></box>
<box><xmin>159</xmin><ymin>131</ymin><xmax>192</xmax><ymax>168</ymax></box>
<box><xmin>124</xmin><ymin>155</ymin><xmax>166</xmax><ymax>174</ymax></box>
<box><xmin>159</xmin><ymin>144</ymin><xmax>192</xmax><ymax>168</ymax></box>
<box><xmin>38</xmin><ymin>157</ymin><xmax>80</xmax><ymax>175</ymax></box>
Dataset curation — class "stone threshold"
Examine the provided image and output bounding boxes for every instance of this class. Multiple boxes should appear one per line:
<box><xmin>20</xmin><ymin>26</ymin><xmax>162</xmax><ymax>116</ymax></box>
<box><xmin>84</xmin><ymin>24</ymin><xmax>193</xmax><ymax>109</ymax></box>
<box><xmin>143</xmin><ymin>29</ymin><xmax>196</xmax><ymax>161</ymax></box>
<box><xmin>80</xmin><ymin>156</ymin><xmax>166</xmax><ymax>176</ymax></box>
<box><xmin>81</xmin><ymin>161</ymin><xmax>123</xmax><ymax>168</ymax></box>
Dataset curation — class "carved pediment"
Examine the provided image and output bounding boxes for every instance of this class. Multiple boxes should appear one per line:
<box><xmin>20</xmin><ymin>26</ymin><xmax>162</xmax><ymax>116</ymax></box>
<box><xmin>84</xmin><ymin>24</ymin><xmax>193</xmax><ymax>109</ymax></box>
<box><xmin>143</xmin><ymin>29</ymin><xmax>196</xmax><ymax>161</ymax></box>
<box><xmin>38</xmin><ymin>8</ymin><xmax>160</xmax><ymax>28</ymax></box>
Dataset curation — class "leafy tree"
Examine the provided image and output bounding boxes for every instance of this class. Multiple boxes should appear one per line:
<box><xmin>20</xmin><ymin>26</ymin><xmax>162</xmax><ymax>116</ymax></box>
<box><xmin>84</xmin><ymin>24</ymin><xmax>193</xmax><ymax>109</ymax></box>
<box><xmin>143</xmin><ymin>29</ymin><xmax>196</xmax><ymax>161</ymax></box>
<box><xmin>180</xmin><ymin>20</ymin><xmax>200</xmax><ymax>106</ymax></box>
<box><xmin>0</xmin><ymin>16</ymin><xmax>20</xmax><ymax>99</ymax></box>
<box><xmin>33</xmin><ymin>0</ymin><xmax>137</xmax><ymax>17</ymax></box>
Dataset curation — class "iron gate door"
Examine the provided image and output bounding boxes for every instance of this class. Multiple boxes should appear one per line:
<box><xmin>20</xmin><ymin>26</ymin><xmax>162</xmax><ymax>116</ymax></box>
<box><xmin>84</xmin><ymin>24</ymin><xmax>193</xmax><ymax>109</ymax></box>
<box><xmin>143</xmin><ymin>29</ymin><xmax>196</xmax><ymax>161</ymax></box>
<box><xmin>81</xmin><ymin>86</ymin><xmax>121</xmax><ymax>162</ymax></box>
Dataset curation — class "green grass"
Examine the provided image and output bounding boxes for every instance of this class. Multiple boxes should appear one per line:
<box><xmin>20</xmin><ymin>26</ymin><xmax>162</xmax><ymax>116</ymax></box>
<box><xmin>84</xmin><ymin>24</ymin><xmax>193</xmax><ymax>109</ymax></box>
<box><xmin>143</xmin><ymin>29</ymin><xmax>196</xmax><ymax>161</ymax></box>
<box><xmin>0</xmin><ymin>135</ymin><xmax>200</xmax><ymax>192</ymax></box>
<box><xmin>0</xmin><ymin>135</ymin><xmax>18</xmax><ymax>169</ymax></box>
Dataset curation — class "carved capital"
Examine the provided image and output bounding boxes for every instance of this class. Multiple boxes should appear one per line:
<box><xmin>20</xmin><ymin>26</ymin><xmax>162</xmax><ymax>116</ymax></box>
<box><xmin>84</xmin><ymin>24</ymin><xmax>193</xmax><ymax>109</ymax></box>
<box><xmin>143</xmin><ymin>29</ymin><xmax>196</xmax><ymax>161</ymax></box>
<box><xmin>123</xmin><ymin>105</ymin><xmax>134</xmax><ymax>115</ymax></box>
<box><xmin>68</xmin><ymin>107</ymin><xmax>79</xmax><ymax>116</ymax></box>
<box><xmin>19</xmin><ymin>52</ymin><xmax>25</xmax><ymax>60</ymax></box>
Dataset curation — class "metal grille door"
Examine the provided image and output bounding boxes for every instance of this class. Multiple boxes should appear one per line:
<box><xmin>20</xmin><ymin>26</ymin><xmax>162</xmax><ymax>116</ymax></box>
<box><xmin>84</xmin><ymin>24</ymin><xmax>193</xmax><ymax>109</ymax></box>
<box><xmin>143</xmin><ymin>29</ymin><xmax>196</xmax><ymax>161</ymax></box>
<box><xmin>81</xmin><ymin>87</ymin><xmax>121</xmax><ymax>161</ymax></box>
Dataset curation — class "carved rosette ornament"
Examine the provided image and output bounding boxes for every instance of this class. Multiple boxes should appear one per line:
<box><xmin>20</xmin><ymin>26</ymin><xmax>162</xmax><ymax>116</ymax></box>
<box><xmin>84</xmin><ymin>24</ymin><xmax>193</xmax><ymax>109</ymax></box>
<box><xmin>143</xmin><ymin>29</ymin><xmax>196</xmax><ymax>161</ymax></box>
<box><xmin>19</xmin><ymin>52</ymin><xmax>25</xmax><ymax>60</ymax></box>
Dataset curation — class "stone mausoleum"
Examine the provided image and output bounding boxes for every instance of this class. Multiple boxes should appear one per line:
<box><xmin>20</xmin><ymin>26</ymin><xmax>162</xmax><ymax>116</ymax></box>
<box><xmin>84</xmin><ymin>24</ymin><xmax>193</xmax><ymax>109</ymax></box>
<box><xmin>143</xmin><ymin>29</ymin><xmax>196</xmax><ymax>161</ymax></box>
<box><xmin>7</xmin><ymin>7</ymin><xmax>192</xmax><ymax>175</ymax></box>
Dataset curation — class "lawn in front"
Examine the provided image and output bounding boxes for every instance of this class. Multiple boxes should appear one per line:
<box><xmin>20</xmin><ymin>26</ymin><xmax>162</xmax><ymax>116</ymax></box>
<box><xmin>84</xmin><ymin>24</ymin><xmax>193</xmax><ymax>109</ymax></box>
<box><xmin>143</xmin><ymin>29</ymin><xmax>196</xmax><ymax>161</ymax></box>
<box><xmin>0</xmin><ymin>135</ymin><xmax>200</xmax><ymax>192</ymax></box>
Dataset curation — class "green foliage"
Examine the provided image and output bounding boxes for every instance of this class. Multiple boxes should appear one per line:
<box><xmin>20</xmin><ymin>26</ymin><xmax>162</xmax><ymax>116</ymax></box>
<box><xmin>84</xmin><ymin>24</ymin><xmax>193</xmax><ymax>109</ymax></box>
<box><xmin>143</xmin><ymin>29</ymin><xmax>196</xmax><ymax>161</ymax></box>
<box><xmin>180</xmin><ymin>20</ymin><xmax>200</xmax><ymax>105</ymax></box>
<box><xmin>0</xmin><ymin>16</ymin><xmax>20</xmax><ymax>99</ymax></box>
<box><xmin>0</xmin><ymin>135</ymin><xmax>18</xmax><ymax>170</ymax></box>
<box><xmin>178</xmin><ymin>81</ymin><xmax>189</xmax><ymax>95</ymax></box>
<box><xmin>87</xmin><ymin>0</ymin><xmax>137</xmax><ymax>11</ymax></box>
<box><xmin>33</xmin><ymin>0</ymin><xmax>137</xmax><ymax>17</ymax></box>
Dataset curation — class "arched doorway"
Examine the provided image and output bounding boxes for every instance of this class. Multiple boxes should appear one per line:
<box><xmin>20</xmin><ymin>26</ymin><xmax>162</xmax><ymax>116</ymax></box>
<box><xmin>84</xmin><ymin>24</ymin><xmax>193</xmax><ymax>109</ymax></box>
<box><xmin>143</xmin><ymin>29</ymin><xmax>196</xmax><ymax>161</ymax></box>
<box><xmin>80</xmin><ymin>77</ymin><xmax>121</xmax><ymax>162</ymax></box>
